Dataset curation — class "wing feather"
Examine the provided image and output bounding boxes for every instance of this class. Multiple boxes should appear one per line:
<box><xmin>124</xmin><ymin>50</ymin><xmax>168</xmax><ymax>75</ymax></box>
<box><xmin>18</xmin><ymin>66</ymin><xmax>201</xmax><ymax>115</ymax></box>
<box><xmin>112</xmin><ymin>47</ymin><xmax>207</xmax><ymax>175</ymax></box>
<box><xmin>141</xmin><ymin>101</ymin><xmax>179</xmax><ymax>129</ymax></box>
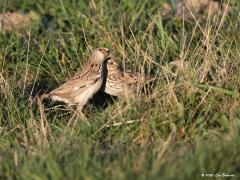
<box><xmin>49</xmin><ymin>70</ymin><xmax>100</xmax><ymax>97</ymax></box>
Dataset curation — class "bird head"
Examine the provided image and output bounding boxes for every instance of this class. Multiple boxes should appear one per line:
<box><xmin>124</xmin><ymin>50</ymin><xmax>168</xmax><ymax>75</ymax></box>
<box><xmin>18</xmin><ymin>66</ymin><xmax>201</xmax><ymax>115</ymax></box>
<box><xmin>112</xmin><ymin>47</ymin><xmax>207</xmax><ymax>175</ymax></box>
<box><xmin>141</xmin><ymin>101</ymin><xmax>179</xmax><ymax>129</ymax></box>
<box><xmin>90</xmin><ymin>47</ymin><xmax>112</xmax><ymax>64</ymax></box>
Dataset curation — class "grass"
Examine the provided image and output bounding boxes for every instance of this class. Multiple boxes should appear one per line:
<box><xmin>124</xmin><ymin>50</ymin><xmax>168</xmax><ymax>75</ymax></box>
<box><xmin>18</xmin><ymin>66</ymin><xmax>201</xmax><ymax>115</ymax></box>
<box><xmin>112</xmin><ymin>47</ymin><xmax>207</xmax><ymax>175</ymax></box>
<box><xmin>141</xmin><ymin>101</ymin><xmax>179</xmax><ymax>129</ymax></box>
<box><xmin>0</xmin><ymin>0</ymin><xmax>240</xmax><ymax>179</ymax></box>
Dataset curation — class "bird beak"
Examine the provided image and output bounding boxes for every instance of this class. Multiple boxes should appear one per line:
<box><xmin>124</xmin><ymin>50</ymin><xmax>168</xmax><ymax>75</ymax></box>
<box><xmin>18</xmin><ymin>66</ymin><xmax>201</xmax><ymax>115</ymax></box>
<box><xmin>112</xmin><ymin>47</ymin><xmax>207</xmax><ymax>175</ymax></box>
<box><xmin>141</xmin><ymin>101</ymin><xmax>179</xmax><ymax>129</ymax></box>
<box><xmin>105</xmin><ymin>49</ymin><xmax>112</xmax><ymax>60</ymax></box>
<box><xmin>105</xmin><ymin>55</ymin><xmax>112</xmax><ymax>61</ymax></box>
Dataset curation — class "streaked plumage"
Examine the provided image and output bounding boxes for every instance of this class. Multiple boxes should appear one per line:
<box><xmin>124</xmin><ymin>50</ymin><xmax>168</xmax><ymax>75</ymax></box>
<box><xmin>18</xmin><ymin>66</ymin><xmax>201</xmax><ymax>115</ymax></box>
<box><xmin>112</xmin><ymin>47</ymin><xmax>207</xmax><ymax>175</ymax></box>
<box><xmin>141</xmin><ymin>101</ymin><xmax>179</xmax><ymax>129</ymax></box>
<box><xmin>104</xmin><ymin>59</ymin><xmax>152</xmax><ymax>97</ymax></box>
<box><xmin>46</xmin><ymin>48</ymin><xmax>111</xmax><ymax>111</ymax></box>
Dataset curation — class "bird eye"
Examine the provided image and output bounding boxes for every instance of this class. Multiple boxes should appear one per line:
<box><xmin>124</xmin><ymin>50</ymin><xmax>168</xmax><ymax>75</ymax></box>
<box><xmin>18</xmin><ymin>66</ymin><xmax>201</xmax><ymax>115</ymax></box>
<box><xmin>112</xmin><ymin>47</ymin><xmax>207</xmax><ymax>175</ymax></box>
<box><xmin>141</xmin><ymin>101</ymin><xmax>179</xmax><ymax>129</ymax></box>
<box><xmin>98</xmin><ymin>48</ymin><xmax>110</xmax><ymax>55</ymax></box>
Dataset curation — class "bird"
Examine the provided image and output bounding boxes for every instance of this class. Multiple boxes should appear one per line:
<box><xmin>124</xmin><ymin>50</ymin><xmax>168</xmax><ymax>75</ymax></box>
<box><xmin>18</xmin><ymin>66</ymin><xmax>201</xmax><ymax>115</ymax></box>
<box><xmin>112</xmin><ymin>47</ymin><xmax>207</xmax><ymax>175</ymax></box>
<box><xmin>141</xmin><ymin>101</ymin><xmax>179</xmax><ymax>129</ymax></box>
<box><xmin>104</xmin><ymin>58</ymin><xmax>153</xmax><ymax>98</ymax></box>
<box><xmin>43</xmin><ymin>48</ymin><xmax>112</xmax><ymax>113</ymax></box>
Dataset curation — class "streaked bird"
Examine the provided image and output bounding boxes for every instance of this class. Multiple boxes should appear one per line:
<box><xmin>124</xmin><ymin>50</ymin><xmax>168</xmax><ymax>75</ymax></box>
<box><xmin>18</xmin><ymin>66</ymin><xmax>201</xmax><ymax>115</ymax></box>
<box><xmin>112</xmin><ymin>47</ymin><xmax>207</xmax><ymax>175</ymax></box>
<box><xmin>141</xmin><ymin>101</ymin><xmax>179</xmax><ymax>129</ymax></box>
<box><xmin>104</xmin><ymin>59</ymin><xmax>153</xmax><ymax>97</ymax></box>
<box><xmin>43</xmin><ymin>48</ymin><xmax>112</xmax><ymax>112</ymax></box>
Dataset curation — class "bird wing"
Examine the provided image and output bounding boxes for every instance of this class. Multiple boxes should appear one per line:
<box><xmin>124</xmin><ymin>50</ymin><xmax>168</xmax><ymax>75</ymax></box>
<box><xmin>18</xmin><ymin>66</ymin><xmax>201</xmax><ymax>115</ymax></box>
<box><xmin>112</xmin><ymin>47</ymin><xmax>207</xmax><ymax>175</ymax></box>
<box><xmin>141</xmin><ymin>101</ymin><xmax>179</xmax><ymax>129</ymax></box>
<box><xmin>49</xmin><ymin>70</ymin><xmax>101</xmax><ymax>97</ymax></box>
<box><xmin>73</xmin><ymin>62</ymin><xmax>100</xmax><ymax>80</ymax></box>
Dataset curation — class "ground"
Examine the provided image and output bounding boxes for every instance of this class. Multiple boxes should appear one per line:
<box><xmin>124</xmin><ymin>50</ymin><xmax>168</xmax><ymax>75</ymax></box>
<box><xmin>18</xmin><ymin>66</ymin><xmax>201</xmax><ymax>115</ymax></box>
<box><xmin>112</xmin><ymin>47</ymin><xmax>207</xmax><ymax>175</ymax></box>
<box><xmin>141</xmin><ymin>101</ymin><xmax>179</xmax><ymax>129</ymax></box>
<box><xmin>0</xmin><ymin>0</ymin><xmax>239</xmax><ymax>179</ymax></box>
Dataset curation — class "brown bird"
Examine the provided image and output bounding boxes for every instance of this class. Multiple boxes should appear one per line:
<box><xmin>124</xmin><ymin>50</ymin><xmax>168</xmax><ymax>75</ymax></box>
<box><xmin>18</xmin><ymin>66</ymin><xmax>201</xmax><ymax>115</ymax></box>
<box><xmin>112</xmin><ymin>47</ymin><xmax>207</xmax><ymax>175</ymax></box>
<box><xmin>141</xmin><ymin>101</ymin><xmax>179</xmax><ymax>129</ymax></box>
<box><xmin>104</xmin><ymin>59</ymin><xmax>153</xmax><ymax>97</ymax></box>
<box><xmin>44</xmin><ymin>48</ymin><xmax>112</xmax><ymax>112</ymax></box>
